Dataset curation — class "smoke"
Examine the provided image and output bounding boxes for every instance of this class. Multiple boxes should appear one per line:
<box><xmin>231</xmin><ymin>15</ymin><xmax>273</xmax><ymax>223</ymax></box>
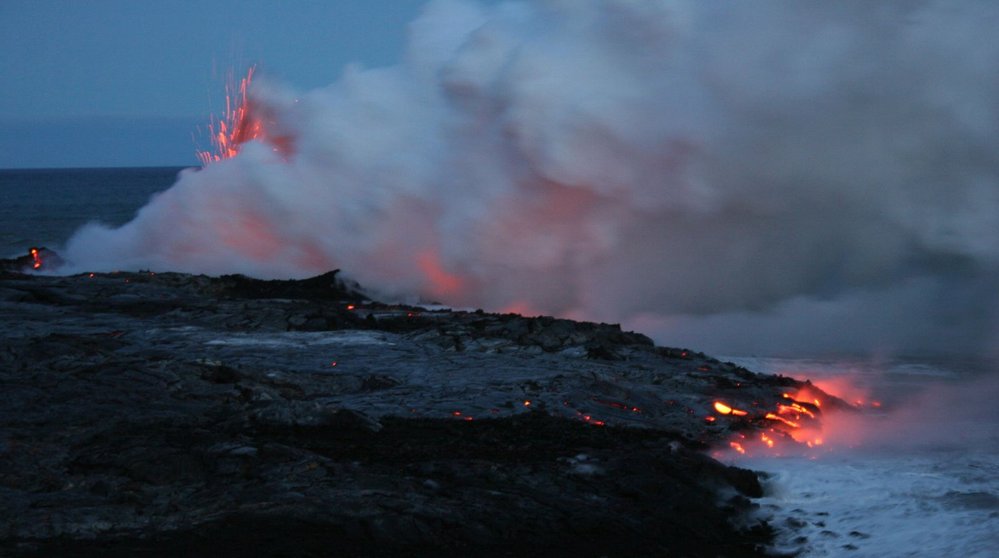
<box><xmin>64</xmin><ymin>0</ymin><xmax>999</xmax><ymax>356</ymax></box>
<box><xmin>813</xmin><ymin>371</ymin><xmax>999</xmax><ymax>452</ymax></box>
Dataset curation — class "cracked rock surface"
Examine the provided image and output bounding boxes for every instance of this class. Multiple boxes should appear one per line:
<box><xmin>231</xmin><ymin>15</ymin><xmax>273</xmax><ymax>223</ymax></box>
<box><xmin>0</xmin><ymin>269</ymin><xmax>792</xmax><ymax>556</ymax></box>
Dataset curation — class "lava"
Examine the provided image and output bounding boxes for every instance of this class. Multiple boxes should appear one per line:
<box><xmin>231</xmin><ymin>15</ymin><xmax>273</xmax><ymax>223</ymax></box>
<box><xmin>17</xmin><ymin>246</ymin><xmax>62</xmax><ymax>272</ymax></box>
<box><xmin>710</xmin><ymin>381</ymin><xmax>867</xmax><ymax>458</ymax></box>
<box><xmin>713</xmin><ymin>401</ymin><xmax>749</xmax><ymax>416</ymax></box>
<box><xmin>765</xmin><ymin>412</ymin><xmax>800</xmax><ymax>429</ymax></box>
<box><xmin>196</xmin><ymin>66</ymin><xmax>293</xmax><ymax>165</ymax></box>
<box><xmin>197</xmin><ymin>67</ymin><xmax>259</xmax><ymax>165</ymax></box>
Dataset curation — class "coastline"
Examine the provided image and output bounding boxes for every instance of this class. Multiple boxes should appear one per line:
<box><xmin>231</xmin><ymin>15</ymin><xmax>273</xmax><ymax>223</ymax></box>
<box><xmin>0</xmin><ymin>267</ymin><xmax>795</xmax><ymax>556</ymax></box>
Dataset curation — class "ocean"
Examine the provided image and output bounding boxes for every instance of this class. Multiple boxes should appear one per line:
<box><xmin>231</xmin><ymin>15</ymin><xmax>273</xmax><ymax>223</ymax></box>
<box><xmin>2</xmin><ymin>167</ymin><xmax>997</xmax><ymax>556</ymax></box>
<box><xmin>0</xmin><ymin>166</ymin><xmax>184</xmax><ymax>259</ymax></box>
<box><xmin>727</xmin><ymin>356</ymin><xmax>999</xmax><ymax>557</ymax></box>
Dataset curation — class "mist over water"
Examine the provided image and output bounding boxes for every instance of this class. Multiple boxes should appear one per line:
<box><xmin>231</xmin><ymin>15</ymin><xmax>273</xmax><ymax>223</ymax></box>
<box><xmin>64</xmin><ymin>0</ymin><xmax>999</xmax><ymax>357</ymax></box>
<box><xmin>727</xmin><ymin>356</ymin><xmax>999</xmax><ymax>557</ymax></box>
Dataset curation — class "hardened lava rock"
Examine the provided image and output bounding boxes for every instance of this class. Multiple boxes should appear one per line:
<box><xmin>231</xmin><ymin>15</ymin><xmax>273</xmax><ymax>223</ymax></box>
<box><xmin>0</xmin><ymin>269</ymin><xmax>788</xmax><ymax>557</ymax></box>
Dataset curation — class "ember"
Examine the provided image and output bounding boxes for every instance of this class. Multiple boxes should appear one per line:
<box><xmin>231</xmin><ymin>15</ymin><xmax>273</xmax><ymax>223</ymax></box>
<box><xmin>197</xmin><ymin>67</ymin><xmax>259</xmax><ymax>165</ymax></box>
<box><xmin>196</xmin><ymin>66</ymin><xmax>292</xmax><ymax>165</ymax></box>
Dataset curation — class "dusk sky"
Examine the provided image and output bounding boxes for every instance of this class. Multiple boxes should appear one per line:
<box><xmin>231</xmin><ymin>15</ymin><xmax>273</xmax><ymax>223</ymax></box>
<box><xmin>0</xmin><ymin>0</ymin><xmax>446</xmax><ymax>168</ymax></box>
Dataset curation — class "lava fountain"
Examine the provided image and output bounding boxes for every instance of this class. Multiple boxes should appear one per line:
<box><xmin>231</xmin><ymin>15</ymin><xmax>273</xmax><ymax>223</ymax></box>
<box><xmin>197</xmin><ymin>66</ymin><xmax>292</xmax><ymax>165</ymax></box>
<box><xmin>60</xmin><ymin>0</ymin><xmax>999</xmax><ymax>358</ymax></box>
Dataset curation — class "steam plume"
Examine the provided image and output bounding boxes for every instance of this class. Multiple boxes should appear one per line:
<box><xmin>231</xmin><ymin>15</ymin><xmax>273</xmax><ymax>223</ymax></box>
<box><xmin>64</xmin><ymin>0</ymin><xmax>999</xmax><ymax>356</ymax></box>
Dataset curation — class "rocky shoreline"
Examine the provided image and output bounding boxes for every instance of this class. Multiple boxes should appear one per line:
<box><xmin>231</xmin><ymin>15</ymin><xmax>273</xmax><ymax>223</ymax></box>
<box><xmin>0</xmin><ymin>264</ymin><xmax>806</xmax><ymax>556</ymax></box>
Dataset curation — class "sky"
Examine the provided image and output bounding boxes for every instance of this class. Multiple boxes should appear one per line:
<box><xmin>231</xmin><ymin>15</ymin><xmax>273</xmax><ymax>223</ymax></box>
<box><xmin>4</xmin><ymin>0</ymin><xmax>998</xmax><ymax>357</ymax></box>
<box><xmin>0</xmin><ymin>0</ymin><xmax>438</xmax><ymax>168</ymax></box>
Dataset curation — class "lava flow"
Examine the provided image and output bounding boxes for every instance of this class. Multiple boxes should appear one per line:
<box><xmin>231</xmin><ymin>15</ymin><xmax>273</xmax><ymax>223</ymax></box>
<box><xmin>709</xmin><ymin>379</ymin><xmax>879</xmax><ymax>458</ymax></box>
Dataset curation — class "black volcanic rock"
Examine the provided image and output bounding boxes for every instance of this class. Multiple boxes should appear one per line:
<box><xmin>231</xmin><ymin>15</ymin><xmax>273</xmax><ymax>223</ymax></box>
<box><xmin>208</xmin><ymin>269</ymin><xmax>367</xmax><ymax>302</ymax></box>
<box><xmin>0</xmin><ymin>268</ymin><xmax>805</xmax><ymax>557</ymax></box>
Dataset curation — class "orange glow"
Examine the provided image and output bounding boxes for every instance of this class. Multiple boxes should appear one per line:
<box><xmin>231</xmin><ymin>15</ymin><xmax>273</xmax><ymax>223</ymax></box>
<box><xmin>777</xmin><ymin>403</ymin><xmax>816</xmax><ymax>419</ymax></box>
<box><xmin>198</xmin><ymin>67</ymin><xmax>259</xmax><ymax>165</ymax></box>
<box><xmin>205</xmin><ymin>204</ymin><xmax>285</xmax><ymax>262</ymax></box>
<box><xmin>765</xmin><ymin>412</ymin><xmax>800</xmax><ymax>428</ymax></box>
<box><xmin>785</xmin><ymin>391</ymin><xmax>821</xmax><ymax>407</ymax></box>
<box><xmin>196</xmin><ymin>67</ymin><xmax>293</xmax><ymax>165</ymax></box>
<box><xmin>499</xmin><ymin>301</ymin><xmax>539</xmax><ymax>316</ymax></box>
<box><xmin>718</xmin><ymin>376</ymin><xmax>877</xmax><ymax>457</ymax></box>
<box><xmin>812</xmin><ymin>377</ymin><xmax>871</xmax><ymax>408</ymax></box>
<box><xmin>416</xmin><ymin>250</ymin><xmax>465</xmax><ymax>299</ymax></box>
<box><xmin>29</xmin><ymin>248</ymin><xmax>42</xmax><ymax>270</ymax></box>
<box><xmin>713</xmin><ymin>401</ymin><xmax>749</xmax><ymax>416</ymax></box>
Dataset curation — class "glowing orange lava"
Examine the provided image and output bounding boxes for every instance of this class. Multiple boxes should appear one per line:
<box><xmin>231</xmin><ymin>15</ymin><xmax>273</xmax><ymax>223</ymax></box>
<box><xmin>765</xmin><ymin>412</ymin><xmax>800</xmax><ymax>429</ymax></box>
<box><xmin>713</xmin><ymin>401</ymin><xmax>749</xmax><ymax>416</ymax></box>
<box><xmin>29</xmin><ymin>248</ymin><xmax>42</xmax><ymax>270</ymax></box>
<box><xmin>196</xmin><ymin>67</ymin><xmax>293</xmax><ymax>165</ymax></box>
<box><xmin>197</xmin><ymin>67</ymin><xmax>260</xmax><ymax>165</ymax></box>
<box><xmin>713</xmin><ymin>377</ymin><xmax>878</xmax><ymax>457</ymax></box>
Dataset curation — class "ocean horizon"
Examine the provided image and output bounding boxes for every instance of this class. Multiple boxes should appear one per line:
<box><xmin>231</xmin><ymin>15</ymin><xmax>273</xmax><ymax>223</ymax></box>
<box><xmin>0</xmin><ymin>166</ymin><xmax>186</xmax><ymax>259</ymax></box>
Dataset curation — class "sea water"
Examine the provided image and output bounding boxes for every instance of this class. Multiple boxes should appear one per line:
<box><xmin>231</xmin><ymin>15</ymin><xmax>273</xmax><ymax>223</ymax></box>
<box><xmin>3</xmin><ymin>168</ymin><xmax>997</xmax><ymax>556</ymax></box>
<box><xmin>726</xmin><ymin>356</ymin><xmax>999</xmax><ymax>557</ymax></box>
<box><xmin>0</xmin><ymin>166</ymin><xmax>184</xmax><ymax>258</ymax></box>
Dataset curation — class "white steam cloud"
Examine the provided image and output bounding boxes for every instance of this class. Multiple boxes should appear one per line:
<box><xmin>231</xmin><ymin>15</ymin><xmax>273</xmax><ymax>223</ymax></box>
<box><xmin>65</xmin><ymin>0</ymin><xmax>999</xmax><ymax>356</ymax></box>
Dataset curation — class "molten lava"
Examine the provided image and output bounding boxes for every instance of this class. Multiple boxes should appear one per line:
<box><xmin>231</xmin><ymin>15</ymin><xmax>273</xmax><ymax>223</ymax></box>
<box><xmin>710</xmin><ymin>382</ymin><xmax>866</xmax><ymax>458</ymax></box>
<box><xmin>197</xmin><ymin>67</ymin><xmax>259</xmax><ymax>165</ymax></box>
<box><xmin>713</xmin><ymin>401</ymin><xmax>749</xmax><ymax>416</ymax></box>
<box><xmin>29</xmin><ymin>248</ymin><xmax>42</xmax><ymax>270</ymax></box>
<box><xmin>196</xmin><ymin>67</ymin><xmax>293</xmax><ymax>165</ymax></box>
